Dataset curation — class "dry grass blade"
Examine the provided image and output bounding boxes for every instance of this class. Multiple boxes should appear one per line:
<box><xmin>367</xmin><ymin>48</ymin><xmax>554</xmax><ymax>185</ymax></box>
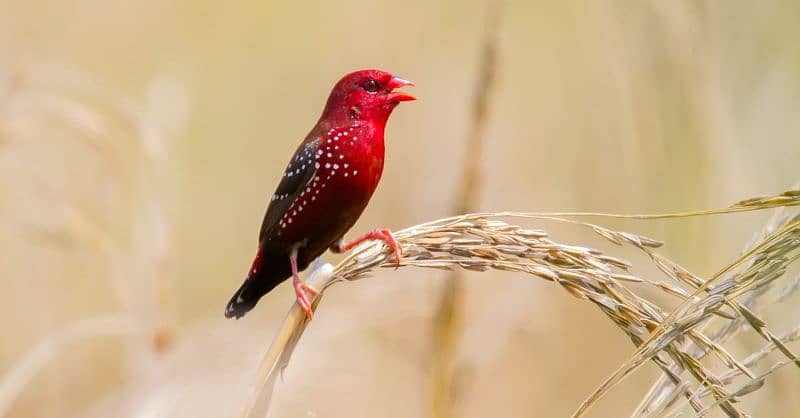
<box><xmin>239</xmin><ymin>189</ymin><xmax>800</xmax><ymax>418</ymax></box>
<box><xmin>538</xmin><ymin>189</ymin><xmax>800</xmax><ymax>220</ymax></box>
<box><xmin>574</xmin><ymin>206</ymin><xmax>800</xmax><ymax>417</ymax></box>
<box><xmin>641</xmin><ymin>243</ymin><xmax>800</xmax><ymax>414</ymax></box>
<box><xmin>635</xmin><ymin>209</ymin><xmax>800</xmax><ymax>416</ymax></box>
<box><xmin>431</xmin><ymin>3</ymin><xmax>502</xmax><ymax>417</ymax></box>
<box><xmin>685</xmin><ymin>326</ymin><xmax>800</xmax><ymax>417</ymax></box>
<box><xmin>239</xmin><ymin>263</ymin><xmax>335</xmax><ymax>418</ymax></box>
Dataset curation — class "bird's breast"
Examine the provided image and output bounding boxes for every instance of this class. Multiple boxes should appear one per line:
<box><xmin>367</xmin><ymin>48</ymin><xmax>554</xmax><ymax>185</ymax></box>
<box><xmin>274</xmin><ymin>125</ymin><xmax>385</xmax><ymax>249</ymax></box>
<box><xmin>317</xmin><ymin>125</ymin><xmax>384</xmax><ymax>195</ymax></box>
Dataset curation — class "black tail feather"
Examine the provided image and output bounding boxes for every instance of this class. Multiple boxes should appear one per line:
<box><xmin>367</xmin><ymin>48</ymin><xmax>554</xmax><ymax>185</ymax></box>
<box><xmin>224</xmin><ymin>278</ymin><xmax>268</xmax><ymax>319</ymax></box>
<box><xmin>225</xmin><ymin>249</ymin><xmax>292</xmax><ymax>319</ymax></box>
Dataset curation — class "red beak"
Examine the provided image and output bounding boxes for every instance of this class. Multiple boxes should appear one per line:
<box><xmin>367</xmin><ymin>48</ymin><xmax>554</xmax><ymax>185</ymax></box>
<box><xmin>387</xmin><ymin>76</ymin><xmax>416</xmax><ymax>102</ymax></box>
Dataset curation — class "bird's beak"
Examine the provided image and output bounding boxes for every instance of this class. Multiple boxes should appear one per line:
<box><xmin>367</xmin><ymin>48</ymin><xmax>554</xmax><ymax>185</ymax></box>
<box><xmin>386</xmin><ymin>76</ymin><xmax>416</xmax><ymax>102</ymax></box>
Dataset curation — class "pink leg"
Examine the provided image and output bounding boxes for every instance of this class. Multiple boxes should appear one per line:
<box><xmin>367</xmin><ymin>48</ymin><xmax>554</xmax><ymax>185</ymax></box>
<box><xmin>290</xmin><ymin>246</ymin><xmax>319</xmax><ymax>320</ymax></box>
<box><xmin>331</xmin><ymin>228</ymin><xmax>402</xmax><ymax>267</ymax></box>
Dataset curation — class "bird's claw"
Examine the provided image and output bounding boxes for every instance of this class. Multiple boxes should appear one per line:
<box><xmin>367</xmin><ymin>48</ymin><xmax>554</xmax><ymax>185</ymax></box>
<box><xmin>332</xmin><ymin>228</ymin><xmax>403</xmax><ymax>268</ymax></box>
<box><xmin>302</xmin><ymin>282</ymin><xmax>319</xmax><ymax>296</ymax></box>
<box><xmin>380</xmin><ymin>229</ymin><xmax>403</xmax><ymax>269</ymax></box>
<box><xmin>293</xmin><ymin>280</ymin><xmax>319</xmax><ymax>320</ymax></box>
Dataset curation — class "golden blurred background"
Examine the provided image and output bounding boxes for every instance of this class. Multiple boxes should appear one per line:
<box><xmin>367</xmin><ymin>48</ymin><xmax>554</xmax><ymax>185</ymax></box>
<box><xmin>1</xmin><ymin>1</ymin><xmax>799</xmax><ymax>417</ymax></box>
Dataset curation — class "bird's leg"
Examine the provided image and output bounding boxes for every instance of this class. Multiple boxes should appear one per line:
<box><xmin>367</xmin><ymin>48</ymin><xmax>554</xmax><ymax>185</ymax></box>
<box><xmin>290</xmin><ymin>245</ymin><xmax>319</xmax><ymax>320</ymax></box>
<box><xmin>330</xmin><ymin>228</ymin><xmax>402</xmax><ymax>267</ymax></box>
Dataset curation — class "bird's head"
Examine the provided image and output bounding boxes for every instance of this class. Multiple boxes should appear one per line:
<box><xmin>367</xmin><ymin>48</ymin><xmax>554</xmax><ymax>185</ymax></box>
<box><xmin>321</xmin><ymin>69</ymin><xmax>415</xmax><ymax>125</ymax></box>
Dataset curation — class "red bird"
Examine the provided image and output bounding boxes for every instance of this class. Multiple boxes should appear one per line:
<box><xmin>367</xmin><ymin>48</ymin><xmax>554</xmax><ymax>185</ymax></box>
<box><xmin>225</xmin><ymin>69</ymin><xmax>415</xmax><ymax>320</ymax></box>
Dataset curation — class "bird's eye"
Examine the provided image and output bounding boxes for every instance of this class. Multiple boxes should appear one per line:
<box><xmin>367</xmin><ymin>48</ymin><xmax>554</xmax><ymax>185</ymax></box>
<box><xmin>363</xmin><ymin>79</ymin><xmax>380</xmax><ymax>93</ymax></box>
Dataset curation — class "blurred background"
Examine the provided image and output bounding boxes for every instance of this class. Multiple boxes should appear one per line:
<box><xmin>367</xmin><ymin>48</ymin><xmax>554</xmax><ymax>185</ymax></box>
<box><xmin>1</xmin><ymin>0</ymin><xmax>799</xmax><ymax>417</ymax></box>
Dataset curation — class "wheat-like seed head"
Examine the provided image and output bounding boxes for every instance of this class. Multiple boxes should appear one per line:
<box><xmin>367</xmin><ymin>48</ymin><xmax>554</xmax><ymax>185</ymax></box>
<box><xmin>240</xmin><ymin>190</ymin><xmax>800</xmax><ymax>418</ymax></box>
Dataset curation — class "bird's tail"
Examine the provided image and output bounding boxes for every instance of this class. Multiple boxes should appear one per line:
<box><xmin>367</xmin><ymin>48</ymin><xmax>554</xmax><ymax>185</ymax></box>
<box><xmin>224</xmin><ymin>247</ymin><xmax>286</xmax><ymax>319</ymax></box>
<box><xmin>224</xmin><ymin>277</ymin><xmax>266</xmax><ymax>319</ymax></box>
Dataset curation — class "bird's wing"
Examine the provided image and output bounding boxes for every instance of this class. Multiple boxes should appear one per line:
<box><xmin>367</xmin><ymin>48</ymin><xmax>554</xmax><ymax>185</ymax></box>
<box><xmin>258</xmin><ymin>137</ymin><xmax>321</xmax><ymax>243</ymax></box>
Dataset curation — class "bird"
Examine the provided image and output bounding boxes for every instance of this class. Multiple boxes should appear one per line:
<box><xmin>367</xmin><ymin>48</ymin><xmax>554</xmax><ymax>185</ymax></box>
<box><xmin>225</xmin><ymin>69</ymin><xmax>415</xmax><ymax>320</ymax></box>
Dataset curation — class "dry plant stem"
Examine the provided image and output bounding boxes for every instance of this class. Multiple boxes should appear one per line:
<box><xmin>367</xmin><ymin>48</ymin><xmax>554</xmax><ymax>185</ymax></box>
<box><xmin>431</xmin><ymin>2</ymin><xmax>502</xmax><ymax>417</ymax></box>
<box><xmin>240</xmin><ymin>263</ymin><xmax>335</xmax><ymax>418</ymax></box>
<box><xmin>450</xmin><ymin>0</ymin><xmax>500</xmax><ymax>217</ymax></box>
<box><xmin>240</xmin><ymin>190</ymin><xmax>799</xmax><ymax>418</ymax></box>
<box><xmin>540</xmin><ymin>190</ymin><xmax>800</xmax><ymax>220</ymax></box>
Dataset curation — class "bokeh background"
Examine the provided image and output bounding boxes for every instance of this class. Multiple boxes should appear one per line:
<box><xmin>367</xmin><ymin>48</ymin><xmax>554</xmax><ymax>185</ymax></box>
<box><xmin>1</xmin><ymin>1</ymin><xmax>799</xmax><ymax>417</ymax></box>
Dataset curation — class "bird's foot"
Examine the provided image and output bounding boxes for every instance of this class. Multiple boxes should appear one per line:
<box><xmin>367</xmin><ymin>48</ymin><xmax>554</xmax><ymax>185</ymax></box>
<box><xmin>377</xmin><ymin>229</ymin><xmax>403</xmax><ymax>268</ymax></box>
<box><xmin>333</xmin><ymin>228</ymin><xmax>402</xmax><ymax>268</ymax></box>
<box><xmin>293</xmin><ymin>277</ymin><xmax>319</xmax><ymax>320</ymax></box>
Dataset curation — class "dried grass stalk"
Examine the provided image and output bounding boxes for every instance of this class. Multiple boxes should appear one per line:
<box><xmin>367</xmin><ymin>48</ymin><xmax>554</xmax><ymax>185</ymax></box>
<box><xmin>431</xmin><ymin>2</ymin><xmax>502</xmax><ymax>416</ymax></box>
<box><xmin>240</xmin><ymin>190</ymin><xmax>800</xmax><ymax>418</ymax></box>
<box><xmin>575</xmin><ymin>195</ymin><xmax>800</xmax><ymax>417</ymax></box>
<box><xmin>636</xmin><ymin>208</ymin><xmax>800</xmax><ymax>416</ymax></box>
